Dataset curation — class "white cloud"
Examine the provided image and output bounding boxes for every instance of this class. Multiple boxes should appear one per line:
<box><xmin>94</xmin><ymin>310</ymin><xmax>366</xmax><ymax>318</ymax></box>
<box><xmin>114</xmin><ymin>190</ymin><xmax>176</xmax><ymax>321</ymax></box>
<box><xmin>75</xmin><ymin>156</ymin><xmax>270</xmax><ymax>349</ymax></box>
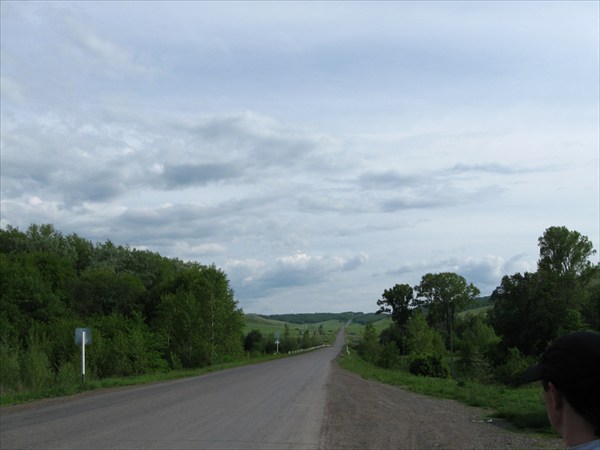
<box><xmin>1</xmin><ymin>1</ymin><xmax>597</xmax><ymax>313</ymax></box>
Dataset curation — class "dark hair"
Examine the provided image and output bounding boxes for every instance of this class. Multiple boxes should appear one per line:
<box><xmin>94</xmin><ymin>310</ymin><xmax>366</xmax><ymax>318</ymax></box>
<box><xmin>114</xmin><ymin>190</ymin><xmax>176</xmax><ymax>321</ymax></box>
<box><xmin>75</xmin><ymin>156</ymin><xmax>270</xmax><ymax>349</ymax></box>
<box><xmin>543</xmin><ymin>379</ymin><xmax>600</xmax><ymax>437</ymax></box>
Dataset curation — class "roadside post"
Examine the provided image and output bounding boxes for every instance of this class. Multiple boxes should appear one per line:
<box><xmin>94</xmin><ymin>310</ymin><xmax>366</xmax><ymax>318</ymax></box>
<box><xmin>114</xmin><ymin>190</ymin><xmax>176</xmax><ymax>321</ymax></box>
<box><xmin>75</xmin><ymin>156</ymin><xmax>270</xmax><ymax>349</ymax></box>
<box><xmin>75</xmin><ymin>328</ymin><xmax>92</xmax><ymax>383</ymax></box>
<box><xmin>275</xmin><ymin>332</ymin><xmax>280</xmax><ymax>354</ymax></box>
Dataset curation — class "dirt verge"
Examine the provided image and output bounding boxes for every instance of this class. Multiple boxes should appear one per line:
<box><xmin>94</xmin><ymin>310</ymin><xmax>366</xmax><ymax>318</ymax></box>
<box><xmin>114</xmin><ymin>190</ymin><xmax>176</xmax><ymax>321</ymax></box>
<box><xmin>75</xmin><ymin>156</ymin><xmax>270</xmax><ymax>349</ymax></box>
<box><xmin>320</xmin><ymin>360</ymin><xmax>563</xmax><ymax>449</ymax></box>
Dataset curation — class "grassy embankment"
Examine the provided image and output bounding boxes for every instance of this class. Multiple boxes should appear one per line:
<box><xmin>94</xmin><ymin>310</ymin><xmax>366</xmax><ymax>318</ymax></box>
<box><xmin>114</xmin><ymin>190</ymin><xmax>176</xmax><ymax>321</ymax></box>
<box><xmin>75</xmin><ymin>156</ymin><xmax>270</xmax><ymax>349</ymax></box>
<box><xmin>0</xmin><ymin>353</ymin><xmax>284</xmax><ymax>407</ymax></box>
<box><xmin>1</xmin><ymin>316</ymin><xmax>344</xmax><ymax>406</ymax></box>
<box><xmin>338</xmin><ymin>344</ymin><xmax>554</xmax><ymax>435</ymax></box>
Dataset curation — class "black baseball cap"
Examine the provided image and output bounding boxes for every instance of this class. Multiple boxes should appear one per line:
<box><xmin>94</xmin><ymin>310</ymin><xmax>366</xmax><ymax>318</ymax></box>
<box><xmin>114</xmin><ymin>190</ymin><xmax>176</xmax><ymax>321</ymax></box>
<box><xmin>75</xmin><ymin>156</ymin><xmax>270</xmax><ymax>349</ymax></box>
<box><xmin>522</xmin><ymin>331</ymin><xmax>600</xmax><ymax>393</ymax></box>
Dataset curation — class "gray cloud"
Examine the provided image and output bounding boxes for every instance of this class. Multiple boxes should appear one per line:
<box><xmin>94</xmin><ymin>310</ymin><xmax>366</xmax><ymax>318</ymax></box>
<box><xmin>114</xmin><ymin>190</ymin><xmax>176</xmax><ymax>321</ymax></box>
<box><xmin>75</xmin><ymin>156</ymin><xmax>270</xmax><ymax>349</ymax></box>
<box><xmin>1</xmin><ymin>1</ymin><xmax>597</xmax><ymax>314</ymax></box>
<box><xmin>387</xmin><ymin>253</ymin><xmax>536</xmax><ymax>295</ymax></box>
<box><xmin>162</xmin><ymin>163</ymin><xmax>243</xmax><ymax>188</ymax></box>
<box><xmin>358</xmin><ymin>171</ymin><xmax>423</xmax><ymax>190</ymax></box>
<box><xmin>228</xmin><ymin>252</ymin><xmax>369</xmax><ymax>299</ymax></box>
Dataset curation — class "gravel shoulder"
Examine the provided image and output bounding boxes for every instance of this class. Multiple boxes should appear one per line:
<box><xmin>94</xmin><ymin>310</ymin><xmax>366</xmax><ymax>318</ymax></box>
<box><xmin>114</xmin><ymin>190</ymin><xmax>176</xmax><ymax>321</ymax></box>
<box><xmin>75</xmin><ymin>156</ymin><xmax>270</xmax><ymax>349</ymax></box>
<box><xmin>320</xmin><ymin>360</ymin><xmax>564</xmax><ymax>450</ymax></box>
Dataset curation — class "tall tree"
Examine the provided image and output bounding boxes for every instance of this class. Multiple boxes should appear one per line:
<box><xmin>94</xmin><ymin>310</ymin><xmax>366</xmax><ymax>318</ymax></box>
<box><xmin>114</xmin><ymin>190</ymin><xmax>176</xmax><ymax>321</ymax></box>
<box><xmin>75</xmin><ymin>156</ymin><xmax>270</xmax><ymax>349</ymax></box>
<box><xmin>415</xmin><ymin>272</ymin><xmax>480</xmax><ymax>375</ymax></box>
<box><xmin>538</xmin><ymin>226</ymin><xmax>596</xmax><ymax>277</ymax></box>
<box><xmin>490</xmin><ymin>228</ymin><xmax>598</xmax><ymax>355</ymax></box>
<box><xmin>537</xmin><ymin>226</ymin><xmax>597</xmax><ymax>313</ymax></box>
<box><xmin>376</xmin><ymin>283</ymin><xmax>414</xmax><ymax>328</ymax></box>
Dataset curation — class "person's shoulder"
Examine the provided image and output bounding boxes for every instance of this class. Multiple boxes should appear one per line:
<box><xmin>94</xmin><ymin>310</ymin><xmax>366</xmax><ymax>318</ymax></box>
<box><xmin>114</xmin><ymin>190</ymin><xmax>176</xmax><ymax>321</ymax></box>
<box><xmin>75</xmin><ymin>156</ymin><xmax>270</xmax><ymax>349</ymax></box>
<box><xmin>568</xmin><ymin>438</ymin><xmax>600</xmax><ymax>450</ymax></box>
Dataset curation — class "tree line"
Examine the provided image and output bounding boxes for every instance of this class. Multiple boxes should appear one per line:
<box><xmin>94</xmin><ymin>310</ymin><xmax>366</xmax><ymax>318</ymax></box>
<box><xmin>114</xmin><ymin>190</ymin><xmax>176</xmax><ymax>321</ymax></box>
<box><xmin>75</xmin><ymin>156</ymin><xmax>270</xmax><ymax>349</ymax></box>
<box><xmin>360</xmin><ymin>226</ymin><xmax>599</xmax><ymax>383</ymax></box>
<box><xmin>262</xmin><ymin>312</ymin><xmax>385</xmax><ymax>325</ymax></box>
<box><xmin>0</xmin><ymin>224</ymin><xmax>244</xmax><ymax>395</ymax></box>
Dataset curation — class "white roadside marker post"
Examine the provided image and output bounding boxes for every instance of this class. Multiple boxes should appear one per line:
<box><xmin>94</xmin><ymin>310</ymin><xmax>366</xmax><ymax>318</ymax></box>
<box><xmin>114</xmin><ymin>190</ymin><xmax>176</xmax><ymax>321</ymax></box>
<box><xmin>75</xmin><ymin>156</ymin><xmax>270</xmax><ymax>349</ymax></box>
<box><xmin>75</xmin><ymin>328</ymin><xmax>91</xmax><ymax>384</ymax></box>
<box><xmin>81</xmin><ymin>330</ymin><xmax>86</xmax><ymax>384</ymax></box>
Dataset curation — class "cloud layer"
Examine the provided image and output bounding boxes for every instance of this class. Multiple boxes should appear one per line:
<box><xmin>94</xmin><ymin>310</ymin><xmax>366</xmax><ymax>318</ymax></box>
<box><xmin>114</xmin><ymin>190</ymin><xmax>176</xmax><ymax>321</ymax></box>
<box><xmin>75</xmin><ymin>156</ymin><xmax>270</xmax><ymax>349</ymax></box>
<box><xmin>1</xmin><ymin>2</ymin><xmax>598</xmax><ymax>313</ymax></box>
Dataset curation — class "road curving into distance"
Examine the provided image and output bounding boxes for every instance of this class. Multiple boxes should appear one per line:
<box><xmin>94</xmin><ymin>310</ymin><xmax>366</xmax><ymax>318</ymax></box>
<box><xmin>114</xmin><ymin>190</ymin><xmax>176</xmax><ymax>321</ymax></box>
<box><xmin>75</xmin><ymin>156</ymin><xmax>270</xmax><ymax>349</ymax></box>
<box><xmin>0</xmin><ymin>330</ymin><xmax>346</xmax><ymax>450</ymax></box>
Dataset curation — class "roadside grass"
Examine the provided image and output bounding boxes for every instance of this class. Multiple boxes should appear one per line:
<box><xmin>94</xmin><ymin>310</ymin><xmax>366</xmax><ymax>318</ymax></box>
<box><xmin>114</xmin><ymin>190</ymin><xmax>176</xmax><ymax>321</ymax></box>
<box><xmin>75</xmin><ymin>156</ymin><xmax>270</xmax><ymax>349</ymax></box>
<box><xmin>3</xmin><ymin>317</ymin><xmax>343</xmax><ymax>407</ymax></box>
<box><xmin>338</xmin><ymin>350</ymin><xmax>556</xmax><ymax>435</ymax></box>
<box><xmin>1</xmin><ymin>352</ymin><xmax>285</xmax><ymax>407</ymax></box>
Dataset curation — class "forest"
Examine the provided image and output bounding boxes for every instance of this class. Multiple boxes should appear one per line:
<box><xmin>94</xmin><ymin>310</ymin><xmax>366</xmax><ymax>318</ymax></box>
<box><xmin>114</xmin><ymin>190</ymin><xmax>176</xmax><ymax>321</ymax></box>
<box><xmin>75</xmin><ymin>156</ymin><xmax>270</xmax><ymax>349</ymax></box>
<box><xmin>358</xmin><ymin>226</ymin><xmax>599</xmax><ymax>383</ymax></box>
<box><xmin>0</xmin><ymin>224</ymin><xmax>247</xmax><ymax>396</ymax></box>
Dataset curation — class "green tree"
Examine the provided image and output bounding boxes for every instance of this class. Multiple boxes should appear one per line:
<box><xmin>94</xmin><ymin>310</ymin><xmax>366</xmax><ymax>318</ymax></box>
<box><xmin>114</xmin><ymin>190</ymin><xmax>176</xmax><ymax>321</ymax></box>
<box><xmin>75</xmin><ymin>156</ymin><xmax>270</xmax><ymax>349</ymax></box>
<box><xmin>376</xmin><ymin>283</ymin><xmax>414</xmax><ymax>328</ymax></box>
<box><xmin>74</xmin><ymin>267</ymin><xmax>145</xmax><ymax>317</ymax></box>
<box><xmin>158</xmin><ymin>289</ymin><xmax>206</xmax><ymax>368</ymax></box>
<box><xmin>379</xmin><ymin>323</ymin><xmax>407</xmax><ymax>355</ymax></box>
<box><xmin>538</xmin><ymin>226</ymin><xmax>596</xmax><ymax>277</ymax></box>
<box><xmin>358</xmin><ymin>322</ymin><xmax>380</xmax><ymax>363</ymax></box>
<box><xmin>415</xmin><ymin>272</ymin><xmax>480</xmax><ymax>375</ymax></box>
<box><xmin>244</xmin><ymin>329</ymin><xmax>264</xmax><ymax>353</ymax></box>
<box><xmin>490</xmin><ymin>228</ymin><xmax>598</xmax><ymax>358</ymax></box>
<box><xmin>537</xmin><ymin>226</ymin><xmax>597</xmax><ymax>323</ymax></box>
<box><xmin>489</xmin><ymin>272</ymin><xmax>550</xmax><ymax>355</ymax></box>
<box><xmin>456</xmin><ymin>315</ymin><xmax>499</xmax><ymax>381</ymax></box>
<box><xmin>405</xmin><ymin>310</ymin><xmax>446</xmax><ymax>357</ymax></box>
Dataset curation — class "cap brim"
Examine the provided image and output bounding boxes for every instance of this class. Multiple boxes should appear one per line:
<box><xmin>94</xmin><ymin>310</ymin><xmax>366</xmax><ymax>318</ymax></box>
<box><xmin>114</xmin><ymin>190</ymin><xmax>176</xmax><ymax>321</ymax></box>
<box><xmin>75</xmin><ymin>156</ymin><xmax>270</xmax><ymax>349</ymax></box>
<box><xmin>522</xmin><ymin>363</ymin><xmax>543</xmax><ymax>383</ymax></box>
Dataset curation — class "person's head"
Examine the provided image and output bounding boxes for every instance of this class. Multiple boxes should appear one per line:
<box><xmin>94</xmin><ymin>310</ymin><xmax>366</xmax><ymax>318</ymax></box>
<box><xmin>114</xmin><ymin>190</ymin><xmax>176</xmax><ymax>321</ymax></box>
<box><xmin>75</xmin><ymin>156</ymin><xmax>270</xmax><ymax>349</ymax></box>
<box><xmin>523</xmin><ymin>331</ymin><xmax>600</xmax><ymax>444</ymax></box>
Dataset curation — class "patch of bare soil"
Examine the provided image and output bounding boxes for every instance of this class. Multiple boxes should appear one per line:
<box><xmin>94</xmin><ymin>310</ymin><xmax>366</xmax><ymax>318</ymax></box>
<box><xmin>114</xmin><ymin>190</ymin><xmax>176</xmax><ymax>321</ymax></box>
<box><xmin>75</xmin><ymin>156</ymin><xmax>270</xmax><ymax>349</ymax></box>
<box><xmin>320</xmin><ymin>361</ymin><xmax>563</xmax><ymax>450</ymax></box>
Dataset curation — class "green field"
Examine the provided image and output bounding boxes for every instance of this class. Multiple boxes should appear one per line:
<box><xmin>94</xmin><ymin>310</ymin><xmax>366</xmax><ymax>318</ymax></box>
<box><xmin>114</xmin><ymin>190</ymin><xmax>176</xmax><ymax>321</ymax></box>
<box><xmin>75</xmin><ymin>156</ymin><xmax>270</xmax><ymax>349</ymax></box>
<box><xmin>344</xmin><ymin>316</ymin><xmax>392</xmax><ymax>344</ymax></box>
<box><xmin>457</xmin><ymin>305</ymin><xmax>492</xmax><ymax>318</ymax></box>
<box><xmin>243</xmin><ymin>314</ymin><xmax>345</xmax><ymax>344</ymax></box>
<box><xmin>243</xmin><ymin>314</ymin><xmax>290</xmax><ymax>335</ymax></box>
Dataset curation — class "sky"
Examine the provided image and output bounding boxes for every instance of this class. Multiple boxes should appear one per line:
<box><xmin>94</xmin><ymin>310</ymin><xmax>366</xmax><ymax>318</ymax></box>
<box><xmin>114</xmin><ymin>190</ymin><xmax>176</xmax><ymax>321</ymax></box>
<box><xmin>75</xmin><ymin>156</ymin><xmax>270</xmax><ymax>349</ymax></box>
<box><xmin>1</xmin><ymin>1</ymin><xmax>599</xmax><ymax>315</ymax></box>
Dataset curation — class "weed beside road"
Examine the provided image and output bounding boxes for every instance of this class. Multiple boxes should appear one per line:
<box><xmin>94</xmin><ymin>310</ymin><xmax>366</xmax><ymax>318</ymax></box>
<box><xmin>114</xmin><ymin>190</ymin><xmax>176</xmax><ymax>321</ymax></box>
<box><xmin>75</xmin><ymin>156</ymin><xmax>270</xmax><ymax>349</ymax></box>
<box><xmin>338</xmin><ymin>350</ymin><xmax>556</xmax><ymax>435</ymax></box>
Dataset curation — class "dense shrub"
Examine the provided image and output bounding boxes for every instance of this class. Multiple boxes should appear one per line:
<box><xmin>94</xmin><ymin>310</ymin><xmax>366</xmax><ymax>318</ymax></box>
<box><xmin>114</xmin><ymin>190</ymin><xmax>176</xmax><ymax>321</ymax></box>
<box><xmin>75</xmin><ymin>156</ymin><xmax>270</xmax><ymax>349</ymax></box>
<box><xmin>377</xmin><ymin>342</ymin><xmax>400</xmax><ymax>369</ymax></box>
<box><xmin>495</xmin><ymin>347</ymin><xmax>532</xmax><ymax>386</ymax></box>
<box><xmin>409</xmin><ymin>354</ymin><xmax>450</xmax><ymax>378</ymax></box>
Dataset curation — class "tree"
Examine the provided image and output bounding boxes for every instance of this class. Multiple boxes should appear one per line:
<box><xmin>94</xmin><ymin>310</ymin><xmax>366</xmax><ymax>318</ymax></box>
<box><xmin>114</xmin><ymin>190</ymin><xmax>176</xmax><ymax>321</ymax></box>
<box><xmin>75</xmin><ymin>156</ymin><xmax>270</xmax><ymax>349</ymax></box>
<box><xmin>376</xmin><ymin>283</ymin><xmax>414</xmax><ymax>328</ymax></box>
<box><xmin>405</xmin><ymin>310</ymin><xmax>446</xmax><ymax>357</ymax></box>
<box><xmin>538</xmin><ymin>226</ymin><xmax>596</xmax><ymax>277</ymax></box>
<box><xmin>358</xmin><ymin>322</ymin><xmax>380</xmax><ymax>363</ymax></box>
<box><xmin>455</xmin><ymin>315</ymin><xmax>499</xmax><ymax>381</ymax></box>
<box><xmin>244</xmin><ymin>329</ymin><xmax>264</xmax><ymax>353</ymax></box>
<box><xmin>537</xmin><ymin>226</ymin><xmax>597</xmax><ymax>319</ymax></box>
<box><xmin>489</xmin><ymin>227</ymin><xmax>598</xmax><ymax>357</ymax></box>
<box><xmin>415</xmin><ymin>272</ymin><xmax>480</xmax><ymax>375</ymax></box>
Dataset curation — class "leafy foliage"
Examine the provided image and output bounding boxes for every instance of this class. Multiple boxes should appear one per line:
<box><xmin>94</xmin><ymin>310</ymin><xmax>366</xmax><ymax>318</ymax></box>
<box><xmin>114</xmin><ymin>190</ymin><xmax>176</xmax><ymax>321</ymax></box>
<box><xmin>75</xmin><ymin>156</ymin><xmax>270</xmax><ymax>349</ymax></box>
<box><xmin>0</xmin><ymin>224</ymin><xmax>244</xmax><ymax>396</ymax></box>
<box><xmin>360</xmin><ymin>225</ymin><xmax>597</xmax><ymax>388</ymax></box>
<box><xmin>376</xmin><ymin>283</ymin><xmax>413</xmax><ymax>328</ymax></box>
<box><xmin>409</xmin><ymin>355</ymin><xmax>449</xmax><ymax>378</ymax></box>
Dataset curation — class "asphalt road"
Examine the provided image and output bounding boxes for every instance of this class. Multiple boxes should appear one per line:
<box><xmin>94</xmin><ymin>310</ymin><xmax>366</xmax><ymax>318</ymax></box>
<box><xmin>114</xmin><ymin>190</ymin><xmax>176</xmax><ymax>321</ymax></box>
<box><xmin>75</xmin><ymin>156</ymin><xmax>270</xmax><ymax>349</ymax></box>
<box><xmin>1</xmin><ymin>330</ymin><xmax>346</xmax><ymax>450</ymax></box>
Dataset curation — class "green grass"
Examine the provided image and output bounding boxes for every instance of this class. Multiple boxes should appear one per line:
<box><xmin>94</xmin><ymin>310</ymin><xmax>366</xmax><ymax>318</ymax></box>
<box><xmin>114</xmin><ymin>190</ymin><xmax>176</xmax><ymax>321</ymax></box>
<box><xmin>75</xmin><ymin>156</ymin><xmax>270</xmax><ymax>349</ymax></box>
<box><xmin>338</xmin><ymin>349</ymin><xmax>557</xmax><ymax>435</ymax></box>
<box><xmin>243</xmin><ymin>314</ymin><xmax>343</xmax><ymax>344</ymax></box>
<box><xmin>344</xmin><ymin>317</ymin><xmax>392</xmax><ymax>345</ymax></box>
<box><xmin>1</xmin><ymin>352</ymin><xmax>285</xmax><ymax>406</ymax></box>
<box><xmin>243</xmin><ymin>314</ymin><xmax>289</xmax><ymax>335</ymax></box>
<box><xmin>457</xmin><ymin>305</ymin><xmax>492</xmax><ymax>318</ymax></box>
<box><xmin>2</xmin><ymin>316</ymin><xmax>344</xmax><ymax>406</ymax></box>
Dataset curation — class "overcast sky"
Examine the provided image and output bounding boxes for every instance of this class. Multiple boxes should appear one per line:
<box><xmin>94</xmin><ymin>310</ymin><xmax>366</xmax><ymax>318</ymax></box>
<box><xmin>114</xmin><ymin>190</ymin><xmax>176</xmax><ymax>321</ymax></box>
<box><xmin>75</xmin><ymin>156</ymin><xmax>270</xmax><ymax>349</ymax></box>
<box><xmin>1</xmin><ymin>1</ymin><xmax>598</xmax><ymax>314</ymax></box>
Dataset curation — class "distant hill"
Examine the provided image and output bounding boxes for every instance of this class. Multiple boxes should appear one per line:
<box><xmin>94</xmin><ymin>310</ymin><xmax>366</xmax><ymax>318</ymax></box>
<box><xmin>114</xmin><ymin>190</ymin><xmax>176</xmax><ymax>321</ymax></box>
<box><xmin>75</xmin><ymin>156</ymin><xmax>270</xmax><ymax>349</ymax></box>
<box><xmin>465</xmin><ymin>296</ymin><xmax>492</xmax><ymax>310</ymax></box>
<box><xmin>258</xmin><ymin>312</ymin><xmax>389</xmax><ymax>325</ymax></box>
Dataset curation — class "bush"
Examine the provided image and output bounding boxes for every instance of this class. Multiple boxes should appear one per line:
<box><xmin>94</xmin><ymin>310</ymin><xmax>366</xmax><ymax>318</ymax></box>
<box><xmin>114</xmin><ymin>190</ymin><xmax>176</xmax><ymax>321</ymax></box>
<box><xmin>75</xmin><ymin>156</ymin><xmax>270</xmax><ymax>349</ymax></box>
<box><xmin>0</xmin><ymin>342</ymin><xmax>21</xmax><ymax>394</ymax></box>
<box><xmin>495</xmin><ymin>347</ymin><xmax>532</xmax><ymax>386</ymax></box>
<box><xmin>244</xmin><ymin>329</ymin><xmax>268</xmax><ymax>355</ymax></box>
<box><xmin>409</xmin><ymin>354</ymin><xmax>450</xmax><ymax>378</ymax></box>
<box><xmin>55</xmin><ymin>360</ymin><xmax>79</xmax><ymax>391</ymax></box>
<box><xmin>20</xmin><ymin>341</ymin><xmax>52</xmax><ymax>392</ymax></box>
<box><xmin>377</xmin><ymin>342</ymin><xmax>400</xmax><ymax>369</ymax></box>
